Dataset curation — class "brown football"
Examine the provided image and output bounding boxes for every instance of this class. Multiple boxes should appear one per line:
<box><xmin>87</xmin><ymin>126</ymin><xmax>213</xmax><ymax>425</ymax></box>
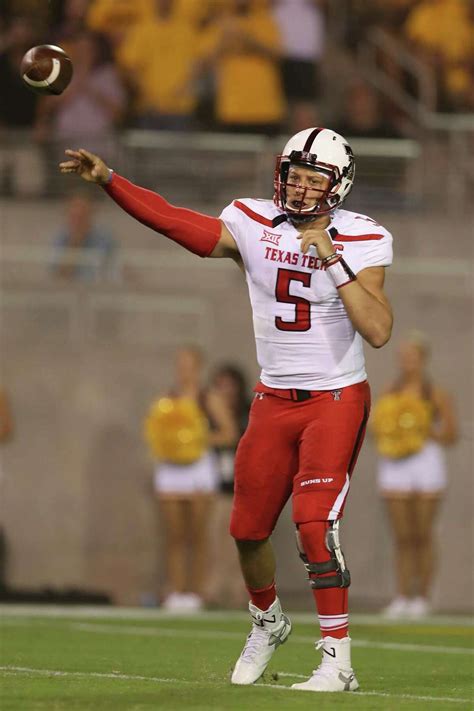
<box><xmin>20</xmin><ymin>44</ymin><xmax>73</xmax><ymax>95</ymax></box>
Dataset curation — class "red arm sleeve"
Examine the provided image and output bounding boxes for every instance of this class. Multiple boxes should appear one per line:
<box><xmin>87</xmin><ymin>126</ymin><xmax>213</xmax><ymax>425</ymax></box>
<box><xmin>104</xmin><ymin>173</ymin><xmax>221</xmax><ymax>257</ymax></box>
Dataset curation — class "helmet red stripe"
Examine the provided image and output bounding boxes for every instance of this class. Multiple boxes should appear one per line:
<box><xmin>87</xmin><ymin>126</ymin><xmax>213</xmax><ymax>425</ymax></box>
<box><xmin>303</xmin><ymin>127</ymin><xmax>324</xmax><ymax>153</ymax></box>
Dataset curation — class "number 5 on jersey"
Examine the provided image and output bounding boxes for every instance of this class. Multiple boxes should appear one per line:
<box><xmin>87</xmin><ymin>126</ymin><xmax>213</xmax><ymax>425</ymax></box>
<box><xmin>275</xmin><ymin>268</ymin><xmax>312</xmax><ymax>332</ymax></box>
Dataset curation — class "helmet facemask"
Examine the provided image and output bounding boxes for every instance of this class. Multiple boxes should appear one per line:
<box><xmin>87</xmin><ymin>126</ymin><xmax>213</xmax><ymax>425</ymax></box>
<box><xmin>274</xmin><ymin>148</ymin><xmax>354</xmax><ymax>223</ymax></box>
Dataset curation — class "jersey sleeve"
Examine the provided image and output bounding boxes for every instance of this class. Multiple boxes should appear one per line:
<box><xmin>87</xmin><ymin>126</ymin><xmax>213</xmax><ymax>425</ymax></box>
<box><xmin>333</xmin><ymin>223</ymin><xmax>393</xmax><ymax>275</ymax></box>
<box><xmin>355</xmin><ymin>229</ymin><xmax>393</xmax><ymax>272</ymax></box>
<box><xmin>219</xmin><ymin>201</ymin><xmax>250</xmax><ymax>264</ymax></box>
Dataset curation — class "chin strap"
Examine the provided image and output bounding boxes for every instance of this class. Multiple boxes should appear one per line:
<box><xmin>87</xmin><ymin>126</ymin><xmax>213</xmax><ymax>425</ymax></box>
<box><xmin>288</xmin><ymin>213</ymin><xmax>320</xmax><ymax>225</ymax></box>
<box><xmin>286</xmin><ymin>200</ymin><xmax>338</xmax><ymax>223</ymax></box>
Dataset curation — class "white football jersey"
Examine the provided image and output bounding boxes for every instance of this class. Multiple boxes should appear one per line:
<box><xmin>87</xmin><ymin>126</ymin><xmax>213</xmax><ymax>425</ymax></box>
<box><xmin>220</xmin><ymin>199</ymin><xmax>393</xmax><ymax>390</ymax></box>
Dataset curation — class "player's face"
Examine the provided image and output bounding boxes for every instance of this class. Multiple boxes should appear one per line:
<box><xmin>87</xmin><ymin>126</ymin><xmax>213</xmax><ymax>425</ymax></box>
<box><xmin>285</xmin><ymin>165</ymin><xmax>330</xmax><ymax>213</ymax></box>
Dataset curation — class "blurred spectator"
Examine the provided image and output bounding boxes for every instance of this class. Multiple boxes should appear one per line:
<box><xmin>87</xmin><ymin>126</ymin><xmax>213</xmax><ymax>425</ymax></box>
<box><xmin>0</xmin><ymin>16</ymin><xmax>45</xmax><ymax>196</ymax></box>
<box><xmin>34</xmin><ymin>32</ymin><xmax>126</xmax><ymax>159</ymax></box>
<box><xmin>404</xmin><ymin>0</ymin><xmax>474</xmax><ymax>111</ymax></box>
<box><xmin>272</xmin><ymin>0</ymin><xmax>326</xmax><ymax>132</ymax></box>
<box><xmin>116</xmin><ymin>0</ymin><xmax>202</xmax><ymax>130</ymax></box>
<box><xmin>371</xmin><ymin>332</ymin><xmax>458</xmax><ymax>618</ymax></box>
<box><xmin>147</xmin><ymin>347</ymin><xmax>237</xmax><ymax>611</ymax></box>
<box><xmin>86</xmin><ymin>0</ymin><xmax>154</xmax><ymax>51</ymax></box>
<box><xmin>334</xmin><ymin>80</ymin><xmax>403</xmax><ymax>138</ymax></box>
<box><xmin>50</xmin><ymin>193</ymin><xmax>117</xmax><ymax>281</ymax></box>
<box><xmin>87</xmin><ymin>0</ymin><xmax>216</xmax><ymax>49</ymax></box>
<box><xmin>208</xmin><ymin>364</ymin><xmax>251</xmax><ymax>608</ymax></box>
<box><xmin>0</xmin><ymin>14</ymin><xmax>38</xmax><ymax>115</ymax></box>
<box><xmin>341</xmin><ymin>1</ymin><xmax>423</xmax><ymax>128</ymax></box>
<box><xmin>0</xmin><ymin>1</ymin><xmax>50</xmax><ymax>34</ymax></box>
<box><xmin>196</xmin><ymin>0</ymin><xmax>286</xmax><ymax>134</ymax></box>
<box><xmin>343</xmin><ymin>0</ymin><xmax>413</xmax><ymax>48</ymax></box>
<box><xmin>51</xmin><ymin>0</ymin><xmax>90</xmax><ymax>42</ymax></box>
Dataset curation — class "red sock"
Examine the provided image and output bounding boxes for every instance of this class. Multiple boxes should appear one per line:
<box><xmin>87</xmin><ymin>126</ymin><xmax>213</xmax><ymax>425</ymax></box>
<box><xmin>298</xmin><ymin>521</ymin><xmax>349</xmax><ymax>639</ymax></box>
<box><xmin>246</xmin><ymin>581</ymin><xmax>276</xmax><ymax>611</ymax></box>
<box><xmin>313</xmin><ymin>587</ymin><xmax>349</xmax><ymax>639</ymax></box>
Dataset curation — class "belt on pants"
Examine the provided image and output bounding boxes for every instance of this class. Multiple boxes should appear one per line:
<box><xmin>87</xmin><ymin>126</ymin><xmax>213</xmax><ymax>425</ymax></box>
<box><xmin>254</xmin><ymin>383</ymin><xmax>323</xmax><ymax>402</ymax></box>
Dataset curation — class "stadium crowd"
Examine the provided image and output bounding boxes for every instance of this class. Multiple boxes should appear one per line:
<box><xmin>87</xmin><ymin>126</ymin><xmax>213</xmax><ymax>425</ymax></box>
<box><xmin>1</xmin><ymin>0</ymin><xmax>472</xmax><ymax>154</ymax></box>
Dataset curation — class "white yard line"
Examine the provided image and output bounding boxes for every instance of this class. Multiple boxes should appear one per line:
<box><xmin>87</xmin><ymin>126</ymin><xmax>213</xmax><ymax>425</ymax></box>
<box><xmin>0</xmin><ymin>604</ymin><xmax>472</xmax><ymax>627</ymax></box>
<box><xmin>0</xmin><ymin>666</ymin><xmax>194</xmax><ymax>685</ymax></box>
<box><xmin>70</xmin><ymin>622</ymin><xmax>474</xmax><ymax>656</ymax></box>
<box><xmin>348</xmin><ymin>638</ymin><xmax>474</xmax><ymax>655</ymax></box>
<box><xmin>0</xmin><ymin>666</ymin><xmax>471</xmax><ymax>706</ymax></box>
<box><xmin>2</xmin><ymin>617</ymin><xmax>472</xmax><ymax>655</ymax></box>
<box><xmin>256</xmin><ymin>678</ymin><xmax>472</xmax><ymax>705</ymax></box>
<box><xmin>73</xmin><ymin>622</ymin><xmax>242</xmax><ymax>641</ymax></box>
<box><xmin>2</xmin><ymin>615</ymin><xmax>472</xmax><ymax>655</ymax></box>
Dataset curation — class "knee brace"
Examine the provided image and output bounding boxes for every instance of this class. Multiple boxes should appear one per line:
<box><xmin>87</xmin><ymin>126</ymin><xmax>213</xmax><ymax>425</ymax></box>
<box><xmin>296</xmin><ymin>520</ymin><xmax>351</xmax><ymax>590</ymax></box>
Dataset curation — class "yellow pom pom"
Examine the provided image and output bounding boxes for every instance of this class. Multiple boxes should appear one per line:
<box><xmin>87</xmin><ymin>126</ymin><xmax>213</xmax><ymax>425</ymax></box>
<box><xmin>144</xmin><ymin>397</ymin><xmax>209</xmax><ymax>464</ymax></box>
<box><xmin>371</xmin><ymin>393</ymin><xmax>433</xmax><ymax>459</ymax></box>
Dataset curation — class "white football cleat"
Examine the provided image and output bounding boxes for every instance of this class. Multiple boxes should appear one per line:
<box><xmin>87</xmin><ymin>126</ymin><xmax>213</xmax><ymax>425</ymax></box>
<box><xmin>231</xmin><ymin>597</ymin><xmax>292</xmax><ymax>685</ymax></box>
<box><xmin>292</xmin><ymin>636</ymin><xmax>359</xmax><ymax>692</ymax></box>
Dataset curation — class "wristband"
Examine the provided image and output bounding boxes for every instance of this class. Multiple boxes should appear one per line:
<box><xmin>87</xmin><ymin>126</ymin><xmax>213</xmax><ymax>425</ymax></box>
<box><xmin>326</xmin><ymin>256</ymin><xmax>357</xmax><ymax>289</ymax></box>
<box><xmin>321</xmin><ymin>252</ymin><xmax>339</xmax><ymax>266</ymax></box>
<box><xmin>322</xmin><ymin>253</ymin><xmax>342</xmax><ymax>269</ymax></box>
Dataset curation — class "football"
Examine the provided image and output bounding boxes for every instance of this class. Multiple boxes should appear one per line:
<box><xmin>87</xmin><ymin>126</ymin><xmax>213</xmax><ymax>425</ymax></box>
<box><xmin>20</xmin><ymin>44</ymin><xmax>73</xmax><ymax>95</ymax></box>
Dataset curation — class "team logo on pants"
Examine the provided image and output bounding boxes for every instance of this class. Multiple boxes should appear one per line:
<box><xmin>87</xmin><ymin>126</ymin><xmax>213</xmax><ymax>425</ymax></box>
<box><xmin>331</xmin><ymin>389</ymin><xmax>342</xmax><ymax>401</ymax></box>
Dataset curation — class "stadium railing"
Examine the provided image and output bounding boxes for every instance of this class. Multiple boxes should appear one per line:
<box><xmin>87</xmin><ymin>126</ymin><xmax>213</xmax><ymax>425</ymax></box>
<box><xmin>0</xmin><ymin>129</ymin><xmax>422</xmax><ymax>209</ymax></box>
<box><xmin>357</xmin><ymin>28</ymin><xmax>474</xmax><ymax>203</ymax></box>
<box><xmin>358</xmin><ymin>27</ymin><xmax>437</xmax><ymax>120</ymax></box>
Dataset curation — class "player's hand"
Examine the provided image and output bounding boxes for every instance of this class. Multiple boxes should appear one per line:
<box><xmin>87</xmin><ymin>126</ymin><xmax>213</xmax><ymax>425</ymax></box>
<box><xmin>297</xmin><ymin>228</ymin><xmax>334</xmax><ymax>258</ymax></box>
<box><xmin>59</xmin><ymin>148</ymin><xmax>110</xmax><ymax>185</ymax></box>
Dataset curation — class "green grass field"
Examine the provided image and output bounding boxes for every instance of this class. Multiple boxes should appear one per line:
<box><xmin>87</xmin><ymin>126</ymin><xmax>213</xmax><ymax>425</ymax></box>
<box><xmin>0</xmin><ymin>606</ymin><xmax>472</xmax><ymax>710</ymax></box>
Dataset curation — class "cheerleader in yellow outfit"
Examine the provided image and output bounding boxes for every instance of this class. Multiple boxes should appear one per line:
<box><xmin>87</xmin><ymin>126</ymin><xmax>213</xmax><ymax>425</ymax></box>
<box><xmin>372</xmin><ymin>332</ymin><xmax>457</xmax><ymax>618</ymax></box>
<box><xmin>145</xmin><ymin>346</ymin><xmax>238</xmax><ymax>611</ymax></box>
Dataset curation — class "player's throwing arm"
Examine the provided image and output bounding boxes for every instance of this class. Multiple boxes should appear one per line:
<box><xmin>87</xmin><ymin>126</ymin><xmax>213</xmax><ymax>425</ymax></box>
<box><xmin>59</xmin><ymin>148</ymin><xmax>238</xmax><ymax>259</ymax></box>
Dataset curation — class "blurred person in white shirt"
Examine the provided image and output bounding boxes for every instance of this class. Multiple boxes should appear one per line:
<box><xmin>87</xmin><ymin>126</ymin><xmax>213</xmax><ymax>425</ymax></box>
<box><xmin>272</xmin><ymin>0</ymin><xmax>326</xmax><ymax>131</ymax></box>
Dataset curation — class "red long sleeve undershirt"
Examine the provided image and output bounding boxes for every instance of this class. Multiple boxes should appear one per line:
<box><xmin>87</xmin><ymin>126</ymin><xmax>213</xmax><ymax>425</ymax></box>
<box><xmin>104</xmin><ymin>173</ymin><xmax>222</xmax><ymax>258</ymax></box>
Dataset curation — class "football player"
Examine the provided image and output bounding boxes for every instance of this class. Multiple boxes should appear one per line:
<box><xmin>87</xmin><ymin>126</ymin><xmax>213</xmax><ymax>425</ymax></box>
<box><xmin>60</xmin><ymin>127</ymin><xmax>393</xmax><ymax>692</ymax></box>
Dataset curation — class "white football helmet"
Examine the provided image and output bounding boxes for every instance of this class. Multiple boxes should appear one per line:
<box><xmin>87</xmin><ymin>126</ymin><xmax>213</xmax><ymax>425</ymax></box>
<box><xmin>273</xmin><ymin>127</ymin><xmax>355</xmax><ymax>221</ymax></box>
